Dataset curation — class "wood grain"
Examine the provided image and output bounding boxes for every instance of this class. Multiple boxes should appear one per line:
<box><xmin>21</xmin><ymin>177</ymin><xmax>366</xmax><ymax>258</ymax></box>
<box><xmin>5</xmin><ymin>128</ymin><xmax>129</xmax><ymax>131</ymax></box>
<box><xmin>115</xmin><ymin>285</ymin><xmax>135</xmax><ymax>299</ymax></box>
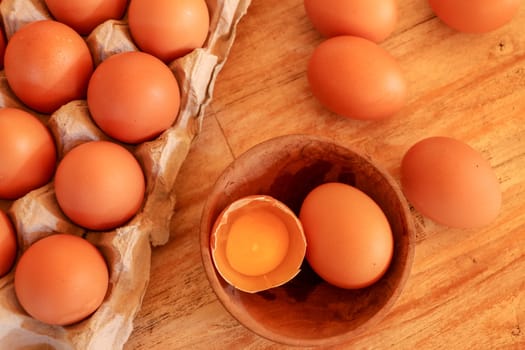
<box><xmin>125</xmin><ymin>0</ymin><xmax>525</xmax><ymax>349</ymax></box>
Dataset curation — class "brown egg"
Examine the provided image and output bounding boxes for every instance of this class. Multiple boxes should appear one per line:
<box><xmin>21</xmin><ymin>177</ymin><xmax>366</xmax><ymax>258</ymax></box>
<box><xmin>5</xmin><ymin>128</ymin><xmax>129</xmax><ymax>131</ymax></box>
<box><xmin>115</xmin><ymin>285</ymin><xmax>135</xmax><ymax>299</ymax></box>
<box><xmin>54</xmin><ymin>141</ymin><xmax>145</xmax><ymax>231</ymax></box>
<box><xmin>4</xmin><ymin>20</ymin><xmax>94</xmax><ymax>114</ymax></box>
<box><xmin>299</xmin><ymin>183</ymin><xmax>393</xmax><ymax>289</ymax></box>
<box><xmin>304</xmin><ymin>0</ymin><xmax>398</xmax><ymax>42</ymax></box>
<box><xmin>44</xmin><ymin>0</ymin><xmax>129</xmax><ymax>35</ymax></box>
<box><xmin>128</xmin><ymin>0</ymin><xmax>210</xmax><ymax>62</ymax></box>
<box><xmin>210</xmin><ymin>195</ymin><xmax>307</xmax><ymax>293</ymax></box>
<box><xmin>0</xmin><ymin>210</ymin><xmax>17</xmax><ymax>277</ymax></box>
<box><xmin>87</xmin><ymin>51</ymin><xmax>180</xmax><ymax>144</ymax></box>
<box><xmin>401</xmin><ymin>136</ymin><xmax>502</xmax><ymax>228</ymax></box>
<box><xmin>14</xmin><ymin>234</ymin><xmax>109</xmax><ymax>326</ymax></box>
<box><xmin>0</xmin><ymin>108</ymin><xmax>57</xmax><ymax>200</ymax></box>
<box><xmin>428</xmin><ymin>0</ymin><xmax>520</xmax><ymax>33</ymax></box>
<box><xmin>307</xmin><ymin>36</ymin><xmax>407</xmax><ymax>120</ymax></box>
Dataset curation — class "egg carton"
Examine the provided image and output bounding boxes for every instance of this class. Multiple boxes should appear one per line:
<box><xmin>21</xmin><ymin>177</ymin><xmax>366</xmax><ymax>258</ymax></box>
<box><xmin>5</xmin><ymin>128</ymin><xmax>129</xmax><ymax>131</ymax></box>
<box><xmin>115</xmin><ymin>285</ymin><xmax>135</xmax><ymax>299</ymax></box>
<box><xmin>0</xmin><ymin>0</ymin><xmax>251</xmax><ymax>348</ymax></box>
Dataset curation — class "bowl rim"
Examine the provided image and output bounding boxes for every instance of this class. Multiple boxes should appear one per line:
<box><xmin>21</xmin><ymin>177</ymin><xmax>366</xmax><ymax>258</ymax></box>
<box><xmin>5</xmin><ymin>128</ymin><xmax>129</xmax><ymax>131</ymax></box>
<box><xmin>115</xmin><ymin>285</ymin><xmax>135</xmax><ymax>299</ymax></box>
<box><xmin>199</xmin><ymin>134</ymin><xmax>416</xmax><ymax>347</ymax></box>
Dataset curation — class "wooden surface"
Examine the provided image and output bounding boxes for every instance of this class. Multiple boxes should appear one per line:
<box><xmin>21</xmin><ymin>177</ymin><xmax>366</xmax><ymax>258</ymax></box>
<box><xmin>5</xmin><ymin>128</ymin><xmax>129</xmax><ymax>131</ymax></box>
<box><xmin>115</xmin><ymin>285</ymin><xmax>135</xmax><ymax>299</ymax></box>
<box><xmin>125</xmin><ymin>0</ymin><xmax>525</xmax><ymax>349</ymax></box>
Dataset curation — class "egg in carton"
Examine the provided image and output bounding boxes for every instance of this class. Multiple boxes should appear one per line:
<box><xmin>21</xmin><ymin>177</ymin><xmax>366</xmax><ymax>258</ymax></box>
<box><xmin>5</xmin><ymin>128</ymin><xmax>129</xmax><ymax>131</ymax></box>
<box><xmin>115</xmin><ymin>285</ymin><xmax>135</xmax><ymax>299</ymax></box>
<box><xmin>0</xmin><ymin>0</ymin><xmax>251</xmax><ymax>348</ymax></box>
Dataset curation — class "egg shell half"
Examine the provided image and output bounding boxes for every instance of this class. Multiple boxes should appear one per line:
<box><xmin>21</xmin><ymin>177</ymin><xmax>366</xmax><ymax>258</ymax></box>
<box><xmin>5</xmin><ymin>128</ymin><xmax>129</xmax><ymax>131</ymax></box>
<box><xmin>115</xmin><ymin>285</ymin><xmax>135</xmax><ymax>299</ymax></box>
<box><xmin>210</xmin><ymin>195</ymin><xmax>307</xmax><ymax>293</ymax></box>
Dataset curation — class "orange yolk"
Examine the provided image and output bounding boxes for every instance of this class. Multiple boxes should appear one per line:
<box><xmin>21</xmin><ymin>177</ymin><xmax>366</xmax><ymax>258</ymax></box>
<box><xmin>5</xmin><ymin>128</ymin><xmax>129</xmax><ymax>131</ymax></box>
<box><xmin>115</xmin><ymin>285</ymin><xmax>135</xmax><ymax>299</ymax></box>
<box><xmin>225</xmin><ymin>209</ymin><xmax>289</xmax><ymax>276</ymax></box>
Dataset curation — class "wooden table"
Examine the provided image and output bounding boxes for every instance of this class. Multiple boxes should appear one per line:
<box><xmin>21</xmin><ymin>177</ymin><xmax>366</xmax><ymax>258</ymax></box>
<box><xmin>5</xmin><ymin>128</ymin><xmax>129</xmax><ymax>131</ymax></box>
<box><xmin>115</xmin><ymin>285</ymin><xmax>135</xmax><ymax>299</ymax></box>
<box><xmin>125</xmin><ymin>1</ymin><xmax>525</xmax><ymax>348</ymax></box>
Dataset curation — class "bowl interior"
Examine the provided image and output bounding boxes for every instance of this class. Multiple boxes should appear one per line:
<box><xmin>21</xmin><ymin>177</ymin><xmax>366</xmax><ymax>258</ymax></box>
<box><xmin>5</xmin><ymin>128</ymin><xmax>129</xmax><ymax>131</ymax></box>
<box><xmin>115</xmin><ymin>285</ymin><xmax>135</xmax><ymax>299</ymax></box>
<box><xmin>200</xmin><ymin>134</ymin><xmax>415</xmax><ymax>347</ymax></box>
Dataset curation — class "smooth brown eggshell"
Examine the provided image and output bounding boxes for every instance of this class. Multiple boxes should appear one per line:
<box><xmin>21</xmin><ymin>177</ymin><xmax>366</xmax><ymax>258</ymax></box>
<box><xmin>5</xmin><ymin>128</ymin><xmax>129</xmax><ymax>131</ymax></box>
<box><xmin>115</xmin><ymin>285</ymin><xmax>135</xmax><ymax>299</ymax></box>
<box><xmin>14</xmin><ymin>233</ymin><xmax>109</xmax><ymax>326</ymax></box>
<box><xmin>4</xmin><ymin>20</ymin><xmax>93</xmax><ymax>114</ymax></box>
<box><xmin>44</xmin><ymin>0</ymin><xmax>128</xmax><ymax>35</ymax></box>
<box><xmin>299</xmin><ymin>182</ymin><xmax>393</xmax><ymax>290</ymax></box>
<box><xmin>428</xmin><ymin>0</ymin><xmax>520</xmax><ymax>34</ymax></box>
<box><xmin>210</xmin><ymin>195</ymin><xmax>306</xmax><ymax>293</ymax></box>
<box><xmin>307</xmin><ymin>35</ymin><xmax>407</xmax><ymax>120</ymax></box>
<box><xmin>0</xmin><ymin>210</ymin><xmax>17</xmax><ymax>277</ymax></box>
<box><xmin>0</xmin><ymin>107</ymin><xmax>57</xmax><ymax>200</ymax></box>
<box><xmin>401</xmin><ymin>136</ymin><xmax>502</xmax><ymax>228</ymax></box>
<box><xmin>87</xmin><ymin>51</ymin><xmax>181</xmax><ymax>144</ymax></box>
<box><xmin>128</xmin><ymin>0</ymin><xmax>210</xmax><ymax>62</ymax></box>
<box><xmin>304</xmin><ymin>0</ymin><xmax>397</xmax><ymax>42</ymax></box>
<box><xmin>54</xmin><ymin>140</ymin><xmax>146</xmax><ymax>231</ymax></box>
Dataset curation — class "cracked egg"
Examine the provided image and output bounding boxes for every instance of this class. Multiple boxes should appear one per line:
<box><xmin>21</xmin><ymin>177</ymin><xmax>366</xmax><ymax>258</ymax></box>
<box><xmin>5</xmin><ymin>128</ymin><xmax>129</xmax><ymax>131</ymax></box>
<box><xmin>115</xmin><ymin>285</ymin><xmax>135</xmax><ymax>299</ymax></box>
<box><xmin>210</xmin><ymin>195</ymin><xmax>306</xmax><ymax>293</ymax></box>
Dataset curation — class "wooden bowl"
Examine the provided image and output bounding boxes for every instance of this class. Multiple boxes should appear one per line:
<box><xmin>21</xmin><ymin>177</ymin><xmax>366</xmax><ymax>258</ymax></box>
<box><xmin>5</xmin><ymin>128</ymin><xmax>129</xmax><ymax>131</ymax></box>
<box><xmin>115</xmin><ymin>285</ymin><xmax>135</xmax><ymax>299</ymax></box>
<box><xmin>200</xmin><ymin>134</ymin><xmax>415</xmax><ymax>347</ymax></box>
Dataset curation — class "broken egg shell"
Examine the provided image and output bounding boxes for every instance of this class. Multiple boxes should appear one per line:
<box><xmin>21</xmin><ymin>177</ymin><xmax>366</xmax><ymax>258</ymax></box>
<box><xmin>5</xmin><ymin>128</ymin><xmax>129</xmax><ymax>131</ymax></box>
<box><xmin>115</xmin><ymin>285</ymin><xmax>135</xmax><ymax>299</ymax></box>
<box><xmin>210</xmin><ymin>195</ymin><xmax>306</xmax><ymax>294</ymax></box>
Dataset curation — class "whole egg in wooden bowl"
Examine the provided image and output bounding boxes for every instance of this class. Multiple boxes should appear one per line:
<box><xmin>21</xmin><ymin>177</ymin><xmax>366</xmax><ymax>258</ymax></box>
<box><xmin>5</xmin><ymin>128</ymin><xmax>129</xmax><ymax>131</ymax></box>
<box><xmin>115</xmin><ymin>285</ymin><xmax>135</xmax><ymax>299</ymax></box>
<box><xmin>200</xmin><ymin>134</ymin><xmax>416</xmax><ymax>347</ymax></box>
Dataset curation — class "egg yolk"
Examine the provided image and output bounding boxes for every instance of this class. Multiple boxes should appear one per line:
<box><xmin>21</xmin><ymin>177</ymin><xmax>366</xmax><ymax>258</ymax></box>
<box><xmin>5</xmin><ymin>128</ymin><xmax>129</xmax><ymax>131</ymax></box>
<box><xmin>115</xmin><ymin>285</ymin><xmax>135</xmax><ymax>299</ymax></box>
<box><xmin>210</xmin><ymin>195</ymin><xmax>307</xmax><ymax>293</ymax></box>
<box><xmin>226</xmin><ymin>209</ymin><xmax>289</xmax><ymax>277</ymax></box>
